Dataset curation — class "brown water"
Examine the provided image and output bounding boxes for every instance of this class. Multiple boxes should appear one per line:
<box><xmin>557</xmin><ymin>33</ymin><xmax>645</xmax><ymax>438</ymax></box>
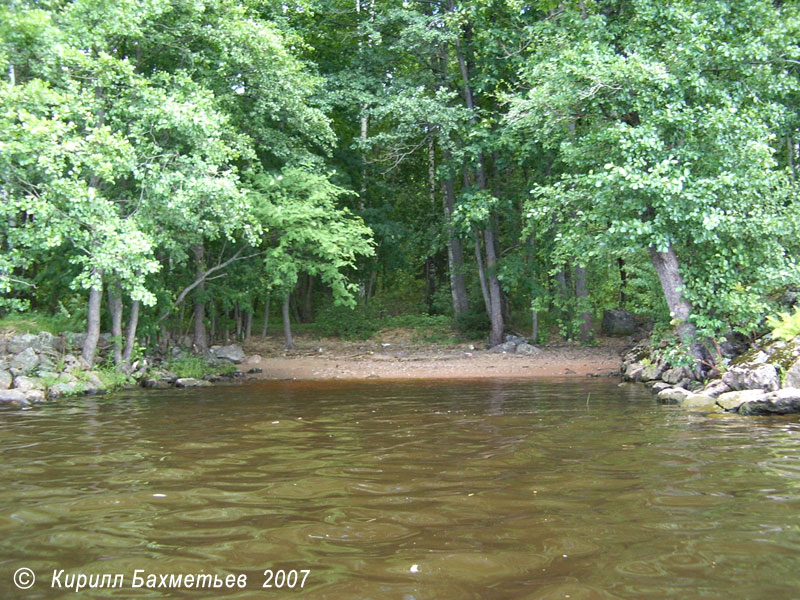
<box><xmin>1</xmin><ymin>378</ymin><xmax>800</xmax><ymax>599</ymax></box>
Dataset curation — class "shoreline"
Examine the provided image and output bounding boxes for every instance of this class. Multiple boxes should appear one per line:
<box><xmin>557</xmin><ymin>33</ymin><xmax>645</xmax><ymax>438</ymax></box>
<box><xmin>244</xmin><ymin>337</ymin><xmax>626</xmax><ymax>381</ymax></box>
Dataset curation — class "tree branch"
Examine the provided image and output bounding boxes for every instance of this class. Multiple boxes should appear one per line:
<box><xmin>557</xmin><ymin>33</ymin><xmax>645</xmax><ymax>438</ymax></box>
<box><xmin>157</xmin><ymin>245</ymin><xmax>262</xmax><ymax>323</ymax></box>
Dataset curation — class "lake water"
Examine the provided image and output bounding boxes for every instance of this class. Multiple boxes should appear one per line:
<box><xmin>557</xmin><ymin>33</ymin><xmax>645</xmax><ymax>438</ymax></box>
<box><xmin>1</xmin><ymin>378</ymin><xmax>800</xmax><ymax>599</ymax></box>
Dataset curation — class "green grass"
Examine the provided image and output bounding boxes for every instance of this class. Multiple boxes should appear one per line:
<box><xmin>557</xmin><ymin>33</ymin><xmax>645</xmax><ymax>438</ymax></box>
<box><xmin>0</xmin><ymin>311</ymin><xmax>82</xmax><ymax>334</ymax></box>
<box><xmin>164</xmin><ymin>356</ymin><xmax>237</xmax><ymax>379</ymax></box>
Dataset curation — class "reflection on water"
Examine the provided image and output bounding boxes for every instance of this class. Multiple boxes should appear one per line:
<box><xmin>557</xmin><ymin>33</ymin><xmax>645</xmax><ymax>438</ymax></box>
<box><xmin>2</xmin><ymin>378</ymin><xmax>800</xmax><ymax>599</ymax></box>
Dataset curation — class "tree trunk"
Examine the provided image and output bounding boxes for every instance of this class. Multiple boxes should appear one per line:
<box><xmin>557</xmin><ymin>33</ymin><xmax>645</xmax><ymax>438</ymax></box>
<box><xmin>425</xmin><ymin>257</ymin><xmax>436</xmax><ymax>314</ymax></box>
<box><xmin>121</xmin><ymin>299</ymin><xmax>140</xmax><ymax>367</ymax></box>
<box><xmin>192</xmin><ymin>244</ymin><xmax>208</xmax><ymax>350</ymax></box>
<box><xmin>531</xmin><ymin>309</ymin><xmax>539</xmax><ymax>344</ymax></box>
<box><xmin>261</xmin><ymin>295</ymin><xmax>270</xmax><ymax>338</ymax></box>
<box><xmin>107</xmin><ymin>283</ymin><xmax>123</xmax><ymax>365</ymax></box>
<box><xmin>245</xmin><ymin>299</ymin><xmax>253</xmax><ymax>340</ymax></box>
<box><xmin>303</xmin><ymin>274</ymin><xmax>314</xmax><ymax>321</ymax></box>
<box><xmin>574</xmin><ymin>265</ymin><xmax>592</xmax><ymax>342</ymax></box>
<box><xmin>442</xmin><ymin>174</ymin><xmax>469</xmax><ymax>316</ymax></box>
<box><xmin>282</xmin><ymin>295</ymin><xmax>294</xmax><ymax>350</ymax></box>
<box><xmin>453</xmin><ymin>17</ymin><xmax>503</xmax><ymax>345</ymax></box>
<box><xmin>82</xmin><ymin>268</ymin><xmax>103</xmax><ymax>366</ymax></box>
<box><xmin>209</xmin><ymin>299</ymin><xmax>217</xmax><ymax>344</ymax></box>
<box><xmin>649</xmin><ymin>244</ymin><xmax>708</xmax><ymax>375</ymax></box>
<box><xmin>234</xmin><ymin>302</ymin><xmax>242</xmax><ymax>340</ymax></box>
<box><xmin>290</xmin><ymin>291</ymin><xmax>302</xmax><ymax>325</ymax></box>
<box><xmin>618</xmin><ymin>257</ymin><xmax>628</xmax><ymax>306</ymax></box>
<box><xmin>483</xmin><ymin>226</ymin><xmax>504</xmax><ymax>347</ymax></box>
<box><xmin>473</xmin><ymin>229</ymin><xmax>491</xmax><ymax>317</ymax></box>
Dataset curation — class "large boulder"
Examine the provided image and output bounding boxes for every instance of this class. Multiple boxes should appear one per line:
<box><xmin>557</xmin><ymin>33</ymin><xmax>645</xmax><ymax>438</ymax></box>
<box><xmin>210</xmin><ymin>344</ymin><xmax>245</xmax><ymax>363</ymax></box>
<box><xmin>24</xmin><ymin>390</ymin><xmax>46</xmax><ymax>404</ymax></box>
<box><xmin>623</xmin><ymin>362</ymin><xmax>645</xmax><ymax>381</ymax></box>
<box><xmin>0</xmin><ymin>370</ymin><xmax>12</xmax><ymax>390</ymax></box>
<box><xmin>601</xmin><ymin>309</ymin><xmax>637</xmax><ymax>336</ymax></box>
<box><xmin>639</xmin><ymin>363</ymin><xmax>665</xmax><ymax>382</ymax></box>
<box><xmin>0</xmin><ymin>389</ymin><xmax>29</xmax><ymax>405</ymax></box>
<box><xmin>6</xmin><ymin>333</ymin><xmax>39</xmax><ymax>354</ymax></box>
<box><xmin>515</xmin><ymin>342</ymin><xmax>542</xmax><ymax>356</ymax></box>
<box><xmin>680</xmin><ymin>394</ymin><xmax>719</xmax><ymax>411</ymax></box>
<box><xmin>699</xmin><ymin>379</ymin><xmax>731</xmax><ymax>398</ymax></box>
<box><xmin>36</xmin><ymin>331</ymin><xmax>58</xmax><ymax>355</ymax></box>
<box><xmin>657</xmin><ymin>387</ymin><xmax>690</xmax><ymax>404</ymax></box>
<box><xmin>716</xmin><ymin>389</ymin><xmax>768</xmax><ymax>412</ymax></box>
<box><xmin>47</xmin><ymin>381</ymin><xmax>81</xmax><ymax>399</ymax></box>
<box><xmin>65</xmin><ymin>332</ymin><xmax>87</xmax><ymax>351</ymax></box>
<box><xmin>10</xmin><ymin>348</ymin><xmax>40</xmax><ymax>372</ymax></box>
<box><xmin>490</xmin><ymin>341</ymin><xmax>517</xmax><ymax>354</ymax></box>
<box><xmin>662</xmin><ymin>367</ymin><xmax>688</xmax><ymax>385</ymax></box>
<box><xmin>785</xmin><ymin>359</ymin><xmax>800</xmax><ymax>389</ymax></box>
<box><xmin>739</xmin><ymin>388</ymin><xmax>800</xmax><ymax>416</ymax></box>
<box><xmin>175</xmin><ymin>377</ymin><xmax>212</xmax><ymax>388</ymax></box>
<box><xmin>722</xmin><ymin>363</ymin><xmax>780</xmax><ymax>392</ymax></box>
<box><xmin>12</xmin><ymin>376</ymin><xmax>42</xmax><ymax>393</ymax></box>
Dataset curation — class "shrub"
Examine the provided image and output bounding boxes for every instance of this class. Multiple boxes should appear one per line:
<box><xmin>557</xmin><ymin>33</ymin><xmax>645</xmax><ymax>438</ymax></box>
<box><xmin>315</xmin><ymin>305</ymin><xmax>380</xmax><ymax>340</ymax></box>
<box><xmin>455</xmin><ymin>309</ymin><xmax>490</xmax><ymax>338</ymax></box>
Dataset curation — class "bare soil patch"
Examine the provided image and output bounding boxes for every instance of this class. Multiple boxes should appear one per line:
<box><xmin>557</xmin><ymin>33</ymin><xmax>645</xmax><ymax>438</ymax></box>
<box><xmin>242</xmin><ymin>332</ymin><xmax>627</xmax><ymax>381</ymax></box>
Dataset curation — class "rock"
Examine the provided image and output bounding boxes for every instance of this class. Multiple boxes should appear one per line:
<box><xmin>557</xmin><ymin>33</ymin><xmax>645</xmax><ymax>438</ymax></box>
<box><xmin>661</xmin><ymin>367</ymin><xmax>688</xmax><ymax>385</ymax></box>
<box><xmin>504</xmin><ymin>334</ymin><xmax>527</xmax><ymax>345</ymax></box>
<box><xmin>785</xmin><ymin>359</ymin><xmax>800</xmax><ymax>389</ymax></box>
<box><xmin>151</xmin><ymin>370</ymin><xmax>178</xmax><ymax>384</ymax></box>
<box><xmin>601</xmin><ymin>309</ymin><xmax>637</xmax><ymax>336</ymax></box>
<box><xmin>210</xmin><ymin>344</ymin><xmax>245</xmax><ymax>363</ymax></box>
<box><xmin>243</xmin><ymin>354</ymin><xmax>262</xmax><ymax>365</ymax></box>
<box><xmin>36</xmin><ymin>331</ymin><xmax>58</xmax><ymax>355</ymax></box>
<box><xmin>651</xmin><ymin>381</ymin><xmax>671</xmax><ymax>393</ymax></box>
<box><xmin>639</xmin><ymin>363</ymin><xmax>665</xmax><ymax>382</ymax></box>
<box><xmin>142</xmin><ymin>378</ymin><xmax>172</xmax><ymax>389</ymax></box>
<box><xmin>24</xmin><ymin>390</ymin><xmax>46</xmax><ymax>403</ymax></box>
<box><xmin>490</xmin><ymin>341</ymin><xmax>517</xmax><ymax>354</ymax></box>
<box><xmin>12</xmin><ymin>376</ymin><xmax>42</xmax><ymax>393</ymax></box>
<box><xmin>62</xmin><ymin>354</ymin><xmax>82</xmax><ymax>372</ymax></box>
<box><xmin>515</xmin><ymin>342</ymin><xmax>542</xmax><ymax>356</ymax></box>
<box><xmin>716</xmin><ymin>389</ymin><xmax>768</xmax><ymax>412</ymax></box>
<box><xmin>657</xmin><ymin>387</ymin><xmax>690</xmax><ymax>404</ymax></box>
<box><xmin>175</xmin><ymin>377</ymin><xmax>211</xmax><ymax>388</ymax></box>
<box><xmin>47</xmin><ymin>381</ymin><xmax>81</xmax><ymax>399</ymax></box>
<box><xmin>82</xmin><ymin>371</ymin><xmax>106</xmax><ymax>395</ymax></box>
<box><xmin>680</xmin><ymin>394</ymin><xmax>719</xmax><ymax>411</ymax></box>
<box><xmin>6</xmin><ymin>333</ymin><xmax>39</xmax><ymax>354</ymax></box>
<box><xmin>97</xmin><ymin>333</ymin><xmax>113</xmax><ymax>350</ymax></box>
<box><xmin>247</xmin><ymin>367</ymin><xmax>263</xmax><ymax>374</ymax></box>
<box><xmin>10</xmin><ymin>347</ymin><xmax>40</xmax><ymax>372</ymax></box>
<box><xmin>739</xmin><ymin>388</ymin><xmax>800</xmax><ymax>416</ymax></box>
<box><xmin>623</xmin><ymin>362</ymin><xmax>644</xmax><ymax>381</ymax></box>
<box><xmin>722</xmin><ymin>364</ymin><xmax>780</xmax><ymax>392</ymax></box>
<box><xmin>0</xmin><ymin>370</ymin><xmax>11</xmax><ymax>390</ymax></box>
<box><xmin>65</xmin><ymin>332</ymin><xmax>87</xmax><ymax>351</ymax></box>
<box><xmin>37</xmin><ymin>355</ymin><xmax>56</xmax><ymax>371</ymax></box>
<box><xmin>699</xmin><ymin>379</ymin><xmax>730</xmax><ymax>398</ymax></box>
<box><xmin>0</xmin><ymin>389</ymin><xmax>28</xmax><ymax>405</ymax></box>
<box><xmin>36</xmin><ymin>370</ymin><xmax>61</xmax><ymax>380</ymax></box>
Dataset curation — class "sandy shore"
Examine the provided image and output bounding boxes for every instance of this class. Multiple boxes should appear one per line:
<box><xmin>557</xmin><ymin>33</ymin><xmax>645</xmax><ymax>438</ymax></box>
<box><xmin>242</xmin><ymin>335</ymin><xmax>626</xmax><ymax>381</ymax></box>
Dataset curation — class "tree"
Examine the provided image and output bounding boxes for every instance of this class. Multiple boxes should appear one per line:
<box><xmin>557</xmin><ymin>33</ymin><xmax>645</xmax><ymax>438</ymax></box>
<box><xmin>506</xmin><ymin>0</ymin><xmax>800</xmax><ymax>371</ymax></box>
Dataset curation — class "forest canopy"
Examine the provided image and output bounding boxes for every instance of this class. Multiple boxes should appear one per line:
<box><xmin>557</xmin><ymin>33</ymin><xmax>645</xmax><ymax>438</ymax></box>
<box><xmin>2</xmin><ymin>0</ymin><xmax>799</xmax><ymax>372</ymax></box>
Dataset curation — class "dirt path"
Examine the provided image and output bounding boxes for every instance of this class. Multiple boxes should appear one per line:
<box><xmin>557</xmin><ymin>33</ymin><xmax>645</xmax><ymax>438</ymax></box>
<box><xmin>242</xmin><ymin>334</ymin><xmax>626</xmax><ymax>381</ymax></box>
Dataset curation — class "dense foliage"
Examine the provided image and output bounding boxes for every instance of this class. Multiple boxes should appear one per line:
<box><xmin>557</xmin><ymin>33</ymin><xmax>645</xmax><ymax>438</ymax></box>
<box><xmin>2</xmin><ymin>0</ymin><xmax>798</xmax><ymax>371</ymax></box>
